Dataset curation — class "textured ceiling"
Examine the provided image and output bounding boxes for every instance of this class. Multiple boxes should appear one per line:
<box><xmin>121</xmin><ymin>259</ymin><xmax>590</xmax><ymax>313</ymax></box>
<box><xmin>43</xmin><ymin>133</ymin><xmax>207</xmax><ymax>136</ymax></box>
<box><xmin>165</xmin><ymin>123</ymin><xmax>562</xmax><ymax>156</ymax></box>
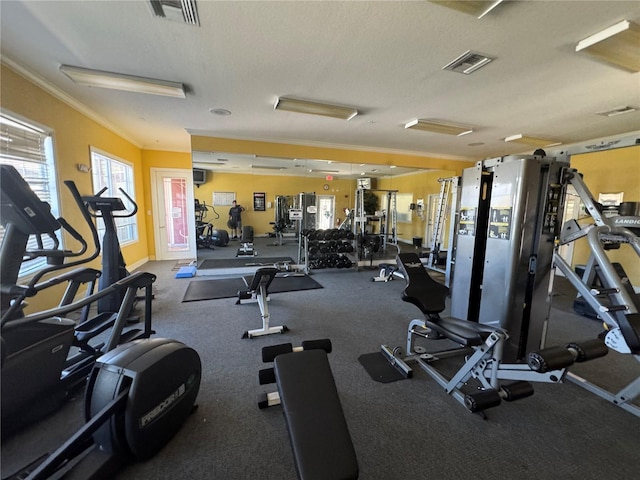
<box><xmin>2</xmin><ymin>0</ymin><xmax>639</xmax><ymax>174</ymax></box>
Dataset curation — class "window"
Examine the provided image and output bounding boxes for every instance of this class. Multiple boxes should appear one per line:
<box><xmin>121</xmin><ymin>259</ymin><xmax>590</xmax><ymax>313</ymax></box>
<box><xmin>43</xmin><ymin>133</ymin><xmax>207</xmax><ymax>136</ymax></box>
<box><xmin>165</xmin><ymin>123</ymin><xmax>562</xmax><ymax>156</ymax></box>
<box><xmin>90</xmin><ymin>148</ymin><xmax>138</xmax><ymax>245</ymax></box>
<box><xmin>0</xmin><ymin>111</ymin><xmax>59</xmax><ymax>277</ymax></box>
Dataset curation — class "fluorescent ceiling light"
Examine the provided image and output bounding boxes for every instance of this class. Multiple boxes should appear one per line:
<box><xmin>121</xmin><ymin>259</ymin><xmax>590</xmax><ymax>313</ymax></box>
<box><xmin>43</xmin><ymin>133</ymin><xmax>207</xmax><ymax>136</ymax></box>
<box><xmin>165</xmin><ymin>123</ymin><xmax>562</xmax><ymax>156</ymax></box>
<box><xmin>59</xmin><ymin>65</ymin><xmax>186</xmax><ymax>98</ymax></box>
<box><xmin>575</xmin><ymin>20</ymin><xmax>640</xmax><ymax>72</ymax></box>
<box><xmin>504</xmin><ymin>134</ymin><xmax>561</xmax><ymax>147</ymax></box>
<box><xmin>405</xmin><ymin>119</ymin><xmax>473</xmax><ymax>136</ymax></box>
<box><xmin>274</xmin><ymin>97</ymin><xmax>358</xmax><ymax>120</ymax></box>
<box><xmin>254</xmin><ymin>155</ymin><xmax>292</xmax><ymax>162</ymax></box>
<box><xmin>193</xmin><ymin>162</ymin><xmax>226</xmax><ymax>168</ymax></box>
<box><xmin>430</xmin><ymin>1</ymin><xmax>506</xmax><ymax>19</ymax></box>
<box><xmin>308</xmin><ymin>169</ymin><xmax>340</xmax><ymax>174</ymax></box>
<box><xmin>251</xmin><ymin>165</ymin><xmax>286</xmax><ymax>170</ymax></box>
<box><xmin>596</xmin><ymin>106</ymin><xmax>637</xmax><ymax>117</ymax></box>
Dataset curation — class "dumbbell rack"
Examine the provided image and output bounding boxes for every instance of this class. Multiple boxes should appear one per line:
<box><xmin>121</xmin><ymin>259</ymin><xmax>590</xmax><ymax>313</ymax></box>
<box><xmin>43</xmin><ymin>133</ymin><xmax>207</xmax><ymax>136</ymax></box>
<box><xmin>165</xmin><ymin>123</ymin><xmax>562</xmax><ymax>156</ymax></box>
<box><xmin>298</xmin><ymin>228</ymin><xmax>357</xmax><ymax>274</ymax></box>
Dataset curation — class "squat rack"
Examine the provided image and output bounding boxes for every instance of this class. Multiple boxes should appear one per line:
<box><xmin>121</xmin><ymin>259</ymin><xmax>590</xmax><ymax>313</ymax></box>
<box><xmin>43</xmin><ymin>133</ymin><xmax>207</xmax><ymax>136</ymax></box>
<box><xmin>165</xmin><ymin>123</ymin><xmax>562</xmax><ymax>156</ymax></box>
<box><xmin>353</xmin><ymin>188</ymin><xmax>398</xmax><ymax>251</ymax></box>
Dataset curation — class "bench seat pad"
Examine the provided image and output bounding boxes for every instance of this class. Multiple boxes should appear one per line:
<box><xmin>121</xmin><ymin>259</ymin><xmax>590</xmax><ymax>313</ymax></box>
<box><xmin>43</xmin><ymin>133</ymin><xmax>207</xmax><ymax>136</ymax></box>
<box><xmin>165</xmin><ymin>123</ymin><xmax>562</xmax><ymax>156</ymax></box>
<box><xmin>426</xmin><ymin>316</ymin><xmax>498</xmax><ymax>347</ymax></box>
<box><xmin>275</xmin><ymin>349</ymin><xmax>359</xmax><ymax>480</ymax></box>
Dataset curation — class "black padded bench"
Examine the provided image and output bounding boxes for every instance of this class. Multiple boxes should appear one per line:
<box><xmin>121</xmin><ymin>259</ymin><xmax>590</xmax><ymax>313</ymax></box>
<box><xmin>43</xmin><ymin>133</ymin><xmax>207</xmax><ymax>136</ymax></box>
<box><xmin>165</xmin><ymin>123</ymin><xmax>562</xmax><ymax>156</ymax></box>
<box><xmin>261</xmin><ymin>343</ymin><xmax>359</xmax><ymax>480</ymax></box>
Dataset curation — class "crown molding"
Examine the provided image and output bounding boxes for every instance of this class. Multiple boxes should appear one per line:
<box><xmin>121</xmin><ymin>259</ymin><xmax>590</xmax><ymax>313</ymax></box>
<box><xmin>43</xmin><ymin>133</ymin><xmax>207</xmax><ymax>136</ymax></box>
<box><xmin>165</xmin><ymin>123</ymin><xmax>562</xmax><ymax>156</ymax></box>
<box><xmin>2</xmin><ymin>56</ymin><xmax>142</xmax><ymax>148</ymax></box>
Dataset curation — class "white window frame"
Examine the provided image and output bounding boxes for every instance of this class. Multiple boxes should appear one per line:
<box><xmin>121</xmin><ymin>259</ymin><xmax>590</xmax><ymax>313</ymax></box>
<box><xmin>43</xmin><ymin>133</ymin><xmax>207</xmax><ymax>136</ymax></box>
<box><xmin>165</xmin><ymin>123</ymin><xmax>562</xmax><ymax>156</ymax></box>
<box><xmin>89</xmin><ymin>147</ymin><xmax>138</xmax><ymax>246</ymax></box>
<box><xmin>0</xmin><ymin>110</ymin><xmax>59</xmax><ymax>278</ymax></box>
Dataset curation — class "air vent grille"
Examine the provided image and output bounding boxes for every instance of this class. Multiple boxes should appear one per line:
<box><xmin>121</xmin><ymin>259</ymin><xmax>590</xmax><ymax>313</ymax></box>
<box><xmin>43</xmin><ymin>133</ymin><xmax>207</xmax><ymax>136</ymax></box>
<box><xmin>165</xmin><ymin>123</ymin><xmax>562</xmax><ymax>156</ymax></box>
<box><xmin>149</xmin><ymin>0</ymin><xmax>199</xmax><ymax>26</ymax></box>
<box><xmin>443</xmin><ymin>50</ymin><xmax>494</xmax><ymax>74</ymax></box>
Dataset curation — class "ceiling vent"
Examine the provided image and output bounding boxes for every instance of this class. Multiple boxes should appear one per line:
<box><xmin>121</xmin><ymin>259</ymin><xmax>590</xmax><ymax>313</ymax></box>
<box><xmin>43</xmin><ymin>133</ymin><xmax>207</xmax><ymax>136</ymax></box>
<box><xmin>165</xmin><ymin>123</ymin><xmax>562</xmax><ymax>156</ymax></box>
<box><xmin>443</xmin><ymin>50</ymin><xmax>494</xmax><ymax>74</ymax></box>
<box><xmin>149</xmin><ymin>0</ymin><xmax>199</xmax><ymax>26</ymax></box>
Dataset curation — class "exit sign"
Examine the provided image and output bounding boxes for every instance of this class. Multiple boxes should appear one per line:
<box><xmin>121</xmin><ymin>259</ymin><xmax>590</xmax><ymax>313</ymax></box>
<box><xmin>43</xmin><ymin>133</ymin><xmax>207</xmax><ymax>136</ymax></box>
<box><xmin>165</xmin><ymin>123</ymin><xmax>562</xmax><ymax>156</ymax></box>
<box><xmin>326</xmin><ymin>175</ymin><xmax>333</xmax><ymax>181</ymax></box>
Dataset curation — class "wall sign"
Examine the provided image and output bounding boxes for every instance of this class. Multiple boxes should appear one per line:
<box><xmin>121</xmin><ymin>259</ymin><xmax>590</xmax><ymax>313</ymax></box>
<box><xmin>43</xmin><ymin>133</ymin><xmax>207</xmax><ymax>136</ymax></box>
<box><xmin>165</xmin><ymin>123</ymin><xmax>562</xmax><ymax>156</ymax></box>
<box><xmin>253</xmin><ymin>192</ymin><xmax>266</xmax><ymax>211</ymax></box>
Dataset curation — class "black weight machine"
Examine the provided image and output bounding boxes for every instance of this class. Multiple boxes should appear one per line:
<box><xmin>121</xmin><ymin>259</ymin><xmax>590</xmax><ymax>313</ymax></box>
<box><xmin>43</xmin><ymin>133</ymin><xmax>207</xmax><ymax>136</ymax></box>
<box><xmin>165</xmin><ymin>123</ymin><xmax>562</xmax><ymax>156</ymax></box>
<box><xmin>1</xmin><ymin>165</ymin><xmax>202</xmax><ymax>479</ymax></box>
<box><xmin>382</xmin><ymin>155</ymin><xmax>612</xmax><ymax>415</ymax></box>
<box><xmin>382</xmin><ymin>252</ymin><xmax>607</xmax><ymax>415</ymax></box>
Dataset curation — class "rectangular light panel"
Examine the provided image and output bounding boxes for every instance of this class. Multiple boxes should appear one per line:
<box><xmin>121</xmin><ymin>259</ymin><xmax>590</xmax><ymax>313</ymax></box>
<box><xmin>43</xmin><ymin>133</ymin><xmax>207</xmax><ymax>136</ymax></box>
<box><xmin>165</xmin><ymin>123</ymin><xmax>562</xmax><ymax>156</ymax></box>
<box><xmin>274</xmin><ymin>97</ymin><xmax>358</xmax><ymax>120</ymax></box>
<box><xmin>405</xmin><ymin>119</ymin><xmax>473</xmax><ymax>136</ymax></box>
<box><xmin>60</xmin><ymin>65</ymin><xmax>186</xmax><ymax>98</ymax></box>
<box><xmin>504</xmin><ymin>134</ymin><xmax>561</xmax><ymax>147</ymax></box>
<box><xmin>576</xmin><ymin>20</ymin><xmax>640</xmax><ymax>72</ymax></box>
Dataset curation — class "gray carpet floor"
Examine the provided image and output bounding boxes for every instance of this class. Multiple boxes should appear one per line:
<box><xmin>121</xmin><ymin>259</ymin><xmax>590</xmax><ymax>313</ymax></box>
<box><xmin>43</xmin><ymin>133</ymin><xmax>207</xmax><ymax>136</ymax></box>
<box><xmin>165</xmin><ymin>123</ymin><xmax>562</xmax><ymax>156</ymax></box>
<box><xmin>2</xmin><ymin>237</ymin><xmax>639</xmax><ymax>479</ymax></box>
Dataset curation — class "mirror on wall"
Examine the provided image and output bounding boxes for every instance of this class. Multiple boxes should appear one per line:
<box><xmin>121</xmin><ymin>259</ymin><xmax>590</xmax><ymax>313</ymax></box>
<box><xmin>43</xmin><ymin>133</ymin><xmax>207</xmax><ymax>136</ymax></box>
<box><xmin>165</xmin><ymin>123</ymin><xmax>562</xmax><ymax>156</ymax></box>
<box><xmin>190</xmin><ymin>150</ymin><xmax>422</xmax><ymax>261</ymax></box>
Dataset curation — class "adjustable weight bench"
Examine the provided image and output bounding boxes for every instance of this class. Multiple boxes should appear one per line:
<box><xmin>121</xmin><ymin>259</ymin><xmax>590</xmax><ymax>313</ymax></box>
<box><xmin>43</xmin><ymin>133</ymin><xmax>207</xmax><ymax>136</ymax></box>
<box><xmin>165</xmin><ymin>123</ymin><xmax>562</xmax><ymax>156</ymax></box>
<box><xmin>237</xmin><ymin>267</ymin><xmax>287</xmax><ymax>338</ymax></box>
<box><xmin>382</xmin><ymin>252</ymin><xmax>608</xmax><ymax>414</ymax></box>
<box><xmin>258</xmin><ymin>340</ymin><xmax>359</xmax><ymax>480</ymax></box>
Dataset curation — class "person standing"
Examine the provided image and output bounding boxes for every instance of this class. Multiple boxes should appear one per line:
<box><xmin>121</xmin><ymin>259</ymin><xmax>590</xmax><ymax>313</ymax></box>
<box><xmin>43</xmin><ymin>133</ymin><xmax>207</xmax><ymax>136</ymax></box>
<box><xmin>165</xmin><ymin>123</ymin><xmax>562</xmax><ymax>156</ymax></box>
<box><xmin>228</xmin><ymin>200</ymin><xmax>245</xmax><ymax>239</ymax></box>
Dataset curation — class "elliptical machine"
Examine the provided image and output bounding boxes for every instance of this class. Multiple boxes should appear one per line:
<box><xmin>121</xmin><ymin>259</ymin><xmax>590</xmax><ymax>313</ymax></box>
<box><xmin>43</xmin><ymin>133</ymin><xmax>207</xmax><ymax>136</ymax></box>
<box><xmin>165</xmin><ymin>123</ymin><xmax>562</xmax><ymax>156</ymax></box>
<box><xmin>1</xmin><ymin>165</ymin><xmax>202</xmax><ymax>478</ymax></box>
<box><xmin>1</xmin><ymin>165</ymin><xmax>155</xmax><ymax>434</ymax></box>
<box><xmin>82</xmin><ymin>187</ymin><xmax>138</xmax><ymax>314</ymax></box>
<box><xmin>195</xmin><ymin>198</ymin><xmax>228</xmax><ymax>249</ymax></box>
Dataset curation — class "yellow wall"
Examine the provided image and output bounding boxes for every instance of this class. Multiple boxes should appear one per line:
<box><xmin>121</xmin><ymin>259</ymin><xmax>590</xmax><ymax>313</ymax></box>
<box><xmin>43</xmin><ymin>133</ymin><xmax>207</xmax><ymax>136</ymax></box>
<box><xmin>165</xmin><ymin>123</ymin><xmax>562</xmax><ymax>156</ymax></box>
<box><xmin>570</xmin><ymin>145</ymin><xmax>640</xmax><ymax>286</ymax></box>
<box><xmin>1</xmin><ymin>64</ymin><xmax>150</xmax><ymax>312</ymax></box>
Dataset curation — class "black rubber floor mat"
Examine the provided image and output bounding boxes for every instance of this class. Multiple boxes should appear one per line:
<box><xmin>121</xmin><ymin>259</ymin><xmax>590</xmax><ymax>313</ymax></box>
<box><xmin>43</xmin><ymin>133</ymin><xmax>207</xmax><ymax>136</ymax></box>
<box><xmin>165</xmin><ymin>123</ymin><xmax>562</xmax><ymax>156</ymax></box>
<box><xmin>182</xmin><ymin>274</ymin><xmax>322</xmax><ymax>302</ymax></box>
<box><xmin>242</xmin><ymin>273</ymin><xmax>323</xmax><ymax>294</ymax></box>
<box><xmin>182</xmin><ymin>277</ymin><xmax>247</xmax><ymax>302</ymax></box>
<box><xmin>358</xmin><ymin>352</ymin><xmax>407</xmax><ymax>383</ymax></box>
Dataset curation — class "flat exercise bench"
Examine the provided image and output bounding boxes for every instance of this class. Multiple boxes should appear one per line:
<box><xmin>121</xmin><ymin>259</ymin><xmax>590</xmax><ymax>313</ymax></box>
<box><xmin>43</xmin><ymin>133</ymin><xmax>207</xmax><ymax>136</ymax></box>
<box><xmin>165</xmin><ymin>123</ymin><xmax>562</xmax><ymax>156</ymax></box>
<box><xmin>381</xmin><ymin>252</ymin><xmax>608</xmax><ymax>414</ymax></box>
<box><xmin>237</xmin><ymin>267</ymin><xmax>287</xmax><ymax>338</ymax></box>
<box><xmin>259</xmin><ymin>341</ymin><xmax>359</xmax><ymax>480</ymax></box>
